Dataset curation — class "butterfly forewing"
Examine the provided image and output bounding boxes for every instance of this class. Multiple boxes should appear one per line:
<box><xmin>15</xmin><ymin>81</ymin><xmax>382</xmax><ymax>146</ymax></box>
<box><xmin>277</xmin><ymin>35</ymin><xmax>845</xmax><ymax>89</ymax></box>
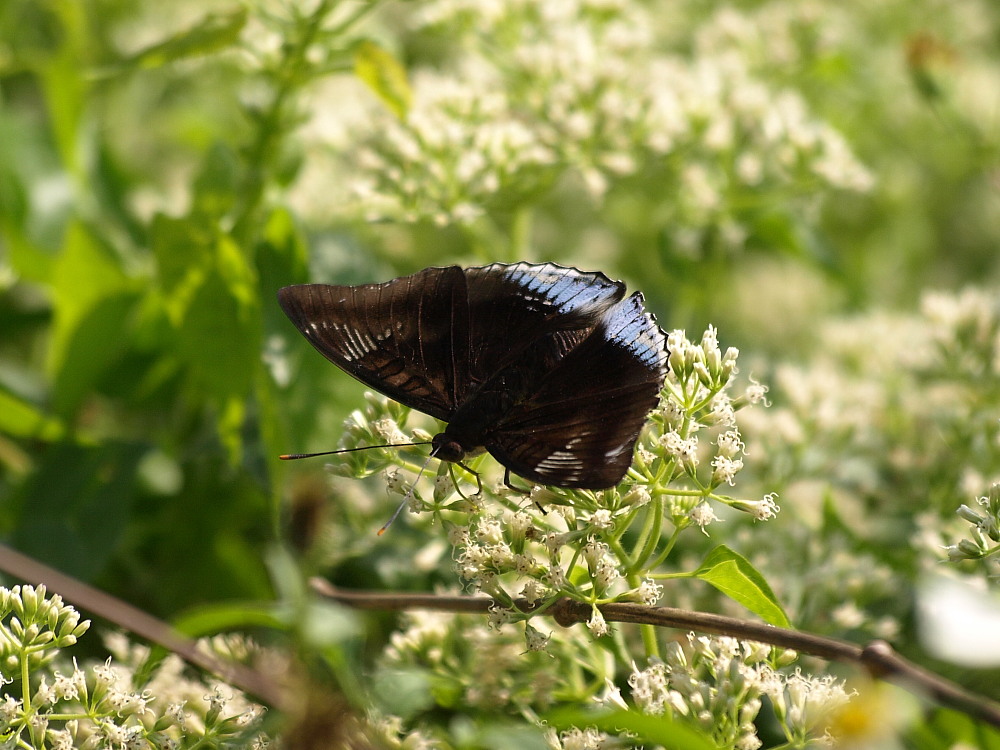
<box><xmin>277</xmin><ymin>267</ymin><xmax>470</xmax><ymax>420</ymax></box>
<box><xmin>483</xmin><ymin>292</ymin><xmax>668</xmax><ymax>488</ymax></box>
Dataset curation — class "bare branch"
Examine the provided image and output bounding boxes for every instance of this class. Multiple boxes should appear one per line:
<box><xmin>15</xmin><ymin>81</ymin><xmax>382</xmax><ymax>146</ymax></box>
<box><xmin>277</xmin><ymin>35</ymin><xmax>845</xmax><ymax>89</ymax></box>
<box><xmin>0</xmin><ymin>544</ymin><xmax>284</xmax><ymax>708</ymax></box>
<box><xmin>311</xmin><ymin>578</ymin><xmax>1000</xmax><ymax>728</ymax></box>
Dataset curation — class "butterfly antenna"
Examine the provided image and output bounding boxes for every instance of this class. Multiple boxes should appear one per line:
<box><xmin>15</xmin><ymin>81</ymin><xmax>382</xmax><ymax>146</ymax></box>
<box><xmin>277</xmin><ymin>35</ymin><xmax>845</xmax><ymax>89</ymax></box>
<box><xmin>279</xmin><ymin>442</ymin><xmax>432</xmax><ymax>460</ymax></box>
<box><xmin>377</xmin><ymin>452</ymin><xmax>437</xmax><ymax>536</ymax></box>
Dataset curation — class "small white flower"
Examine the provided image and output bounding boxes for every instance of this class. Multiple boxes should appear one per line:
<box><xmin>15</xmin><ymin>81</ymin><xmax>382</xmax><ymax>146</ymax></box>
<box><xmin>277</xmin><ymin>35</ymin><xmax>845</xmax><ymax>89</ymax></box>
<box><xmin>475</xmin><ymin>517</ymin><xmax>504</xmax><ymax>545</ymax></box>
<box><xmin>166</xmin><ymin>701</ymin><xmax>188</xmax><ymax>730</ymax></box>
<box><xmin>594</xmin><ymin>559</ymin><xmax>622</xmax><ymax>592</ymax></box>
<box><xmin>523</xmin><ymin>622</ymin><xmax>550</xmax><ymax>652</ymax></box>
<box><xmin>487</xmin><ymin>603</ymin><xmax>511</xmax><ymax>630</ymax></box>
<box><xmin>589</xmin><ymin>508</ymin><xmax>614</xmax><ymax>530</ymax></box>
<box><xmin>744</xmin><ymin>377</ymin><xmax>770</xmax><ymax>406</ymax></box>
<box><xmin>205</xmin><ymin>684</ymin><xmax>230</xmax><ymax>713</ymax></box>
<box><xmin>373</xmin><ymin>418</ymin><xmax>408</xmax><ymax>445</ymax></box>
<box><xmin>543</xmin><ymin>532</ymin><xmax>571</xmax><ymax>554</ymax></box>
<box><xmin>520</xmin><ymin>579</ymin><xmax>549</xmax><ymax>605</ymax></box>
<box><xmin>51</xmin><ymin>670</ymin><xmax>79</xmax><ymax>701</ymax></box>
<box><xmin>636</xmin><ymin>578</ymin><xmax>663</xmax><ymax>605</ymax></box>
<box><xmin>383</xmin><ymin>468</ymin><xmax>408</xmax><ymax>495</ymax></box>
<box><xmin>34</xmin><ymin>676</ymin><xmax>56</xmax><ymax>707</ymax></box>
<box><xmin>508</xmin><ymin>511</ymin><xmax>534</xmax><ymax>540</ymax></box>
<box><xmin>780</xmin><ymin>670</ymin><xmax>854</xmax><ymax>735</ymax></box>
<box><xmin>831</xmin><ymin>602</ymin><xmax>865</xmax><ymax>629</ymax></box>
<box><xmin>545</xmin><ymin>566</ymin><xmax>568</xmax><ymax>589</ymax></box>
<box><xmin>715</xmin><ymin>430</ymin><xmax>745</xmax><ymax>457</ymax></box>
<box><xmin>512</xmin><ymin>553</ymin><xmax>535</xmax><ymax>575</ymax></box>
<box><xmin>48</xmin><ymin>729</ymin><xmax>73</xmax><ymax>750</ymax></box>
<box><xmin>582</xmin><ymin>539</ymin><xmax>610</xmax><ymax>570</ymax></box>
<box><xmin>711</xmin><ymin>455</ymin><xmax>744</xmax><ymax>486</ymax></box>
<box><xmin>0</xmin><ymin>694</ymin><xmax>21</xmax><ymax>721</ymax></box>
<box><xmin>587</xmin><ymin>607</ymin><xmax>610</xmax><ymax>637</ymax></box>
<box><xmin>621</xmin><ymin>484</ymin><xmax>652</xmax><ymax>507</ymax></box>
<box><xmin>446</xmin><ymin>524</ymin><xmax>470</xmax><ymax>547</ymax></box>
<box><xmin>660</xmin><ymin>431</ymin><xmax>699</xmax><ymax>465</ymax></box>
<box><xmin>732</xmin><ymin>493</ymin><xmax>780</xmax><ymax>520</ymax></box>
<box><xmin>597</xmin><ymin>678</ymin><xmax>629</xmax><ymax>710</ymax></box>
<box><xmin>690</xmin><ymin>502</ymin><xmax>720</xmax><ymax>529</ymax></box>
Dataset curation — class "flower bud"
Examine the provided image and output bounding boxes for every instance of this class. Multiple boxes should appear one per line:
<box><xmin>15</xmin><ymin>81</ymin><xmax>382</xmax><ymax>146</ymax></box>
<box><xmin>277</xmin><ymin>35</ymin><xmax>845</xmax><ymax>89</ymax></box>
<box><xmin>693</xmin><ymin>361</ymin><xmax>713</xmax><ymax>388</ymax></box>
<box><xmin>957</xmin><ymin>504</ymin><xmax>986</xmax><ymax>525</ymax></box>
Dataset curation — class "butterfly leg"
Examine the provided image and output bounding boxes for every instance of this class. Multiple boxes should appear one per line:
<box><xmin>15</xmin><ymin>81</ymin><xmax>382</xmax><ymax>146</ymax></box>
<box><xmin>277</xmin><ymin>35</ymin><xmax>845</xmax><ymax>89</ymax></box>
<box><xmin>503</xmin><ymin>468</ymin><xmax>531</xmax><ymax>496</ymax></box>
<box><xmin>448</xmin><ymin>461</ymin><xmax>482</xmax><ymax>498</ymax></box>
<box><xmin>459</xmin><ymin>462</ymin><xmax>483</xmax><ymax>496</ymax></box>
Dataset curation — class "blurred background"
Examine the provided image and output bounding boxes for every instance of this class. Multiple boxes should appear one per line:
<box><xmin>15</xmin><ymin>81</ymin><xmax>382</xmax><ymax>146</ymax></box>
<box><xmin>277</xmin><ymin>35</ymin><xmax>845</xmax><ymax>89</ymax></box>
<box><xmin>1</xmin><ymin>0</ymin><xmax>999</xmax><ymax>739</ymax></box>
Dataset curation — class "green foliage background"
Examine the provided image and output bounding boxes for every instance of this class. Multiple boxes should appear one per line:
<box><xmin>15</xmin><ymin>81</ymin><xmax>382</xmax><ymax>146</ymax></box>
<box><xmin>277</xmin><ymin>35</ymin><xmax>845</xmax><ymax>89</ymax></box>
<box><xmin>1</xmin><ymin>0</ymin><xmax>1000</xmax><ymax>745</ymax></box>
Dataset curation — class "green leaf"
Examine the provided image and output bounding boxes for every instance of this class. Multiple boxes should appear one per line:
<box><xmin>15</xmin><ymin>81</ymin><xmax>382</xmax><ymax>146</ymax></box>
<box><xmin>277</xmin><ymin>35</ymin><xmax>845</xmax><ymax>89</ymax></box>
<box><xmin>39</xmin><ymin>50</ymin><xmax>87</xmax><ymax>176</ymax></box>
<box><xmin>177</xmin><ymin>264</ymin><xmax>259</xmax><ymax>460</ymax></box>
<box><xmin>0</xmin><ymin>388</ymin><xmax>65</xmax><ymax>441</ymax></box>
<box><xmin>906</xmin><ymin>707</ymin><xmax>1000</xmax><ymax>750</ymax></box>
<box><xmin>546</xmin><ymin>707</ymin><xmax>717</xmax><ymax>750</ymax></box>
<box><xmin>193</xmin><ymin>142</ymin><xmax>239</xmax><ymax>218</ymax></box>
<box><xmin>179</xmin><ymin>273</ymin><xmax>257</xmax><ymax>397</ymax></box>
<box><xmin>11</xmin><ymin>442</ymin><xmax>145</xmax><ymax>581</ymax></box>
<box><xmin>172</xmin><ymin>601</ymin><xmax>289</xmax><ymax>637</ymax></box>
<box><xmin>50</xmin><ymin>291</ymin><xmax>138</xmax><ymax>417</ymax></box>
<box><xmin>256</xmin><ymin>207</ymin><xmax>309</xmax><ymax>296</ymax></box>
<box><xmin>693</xmin><ymin>545</ymin><xmax>791</xmax><ymax>628</ymax></box>
<box><xmin>353</xmin><ymin>40</ymin><xmax>412</xmax><ymax>119</ymax></box>
<box><xmin>118</xmin><ymin>9</ymin><xmax>247</xmax><ymax>71</ymax></box>
<box><xmin>48</xmin><ymin>220</ymin><xmax>132</xmax><ymax>379</ymax></box>
<box><xmin>150</xmin><ymin>213</ymin><xmax>212</xmax><ymax>298</ymax></box>
<box><xmin>372</xmin><ymin>668</ymin><xmax>435</xmax><ymax>720</ymax></box>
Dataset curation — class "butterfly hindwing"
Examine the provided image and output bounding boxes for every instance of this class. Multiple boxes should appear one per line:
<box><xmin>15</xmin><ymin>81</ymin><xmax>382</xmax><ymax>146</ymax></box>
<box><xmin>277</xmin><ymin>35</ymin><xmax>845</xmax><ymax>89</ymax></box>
<box><xmin>458</xmin><ymin>262</ymin><xmax>626</xmax><ymax>395</ymax></box>
<box><xmin>483</xmin><ymin>292</ymin><xmax>668</xmax><ymax>488</ymax></box>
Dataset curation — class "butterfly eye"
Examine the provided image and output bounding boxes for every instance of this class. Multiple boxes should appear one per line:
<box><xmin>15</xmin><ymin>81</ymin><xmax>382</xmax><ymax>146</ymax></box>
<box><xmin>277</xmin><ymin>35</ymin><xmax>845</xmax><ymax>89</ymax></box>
<box><xmin>431</xmin><ymin>435</ymin><xmax>466</xmax><ymax>463</ymax></box>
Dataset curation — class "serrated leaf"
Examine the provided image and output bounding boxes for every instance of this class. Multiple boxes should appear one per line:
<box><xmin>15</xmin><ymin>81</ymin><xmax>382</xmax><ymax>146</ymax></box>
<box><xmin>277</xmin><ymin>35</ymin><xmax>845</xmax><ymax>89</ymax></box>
<box><xmin>354</xmin><ymin>40</ymin><xmax>411</xmax><ymax>119</ymax></box>
<box><xmin>694</xmin><ymin>544</ymin><xmax>790</xmax><ymax>628</ymax></box>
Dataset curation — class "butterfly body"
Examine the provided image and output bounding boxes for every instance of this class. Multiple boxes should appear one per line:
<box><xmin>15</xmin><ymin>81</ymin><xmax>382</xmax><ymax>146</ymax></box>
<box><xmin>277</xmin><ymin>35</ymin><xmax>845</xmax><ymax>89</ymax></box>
<box><xmin>278</xmin><ymin>262</ymin><xmax>668</xmax><ymax>489</ymax></box>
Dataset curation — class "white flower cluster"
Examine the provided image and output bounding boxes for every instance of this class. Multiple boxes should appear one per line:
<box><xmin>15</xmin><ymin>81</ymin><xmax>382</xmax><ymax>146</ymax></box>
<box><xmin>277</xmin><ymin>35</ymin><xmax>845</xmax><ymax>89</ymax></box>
<box><xmin>294</xmin><ymin>0</ymin><xmax>872</xmax><ymax>239</ymax></box>
<box><xmin>0</xmin><ymin>595</ymin><xmax>270</xmax><ymax>750</ymax></box>
<box><xmin>629</xmin><ymin>634</ymin><xmax>849</xmax><ymax>748</ymax></box>
<box><xmin>382</xmin><ymin>610</ymin><xmax>565</xmax><ymax>712</ymax></box>
<box><xmin>544</xmin><ymin>725</ymin><xmax>611</xmax><ymax>750</ymax></box>
<box><xmin>322</xmin><ymin>325</ymin><xmax>773</xmax><ymax>620</ymax></box>
<box><xmin>726</xmin><ymin>285</ymin><xmax>1000</xmax><ymax>646</ymax></box>
<box><xmin>923</xmin><ymin>286</ymin><xmax>1000</xmax><ymax>378</ymax></box>
<box><xmin>648</xmin><ymin>327</ymin><xmax>775</xmax><ymax>523</ymax></box>
<box><xmin>451</xmin><ymin>503</ymin><xmax>644</xmax><ymax>607</ymax></box>
<box><xmin>947</xmin><ymin>482</ymin><xmax>1000</xmax><ymax>569</ymax></box>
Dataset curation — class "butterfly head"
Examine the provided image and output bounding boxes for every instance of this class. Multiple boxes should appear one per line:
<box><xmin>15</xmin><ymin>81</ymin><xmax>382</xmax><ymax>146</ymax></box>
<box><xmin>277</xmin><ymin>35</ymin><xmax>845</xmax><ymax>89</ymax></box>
<box><xmin>430</xmin><ymin>433</ymin><xmax>468</xmax><ymax>463</ymax></box>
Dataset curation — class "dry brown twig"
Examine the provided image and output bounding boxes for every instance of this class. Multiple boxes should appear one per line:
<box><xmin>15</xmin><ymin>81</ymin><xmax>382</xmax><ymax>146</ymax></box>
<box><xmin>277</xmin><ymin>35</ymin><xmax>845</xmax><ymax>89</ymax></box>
<box><xmin>0</xmin><ymin>543</ymin><xmax>284</xmax><ymax>708</ymax></box>
<box><xmin>2</xmin><ymin>541</ymin><xmax>997</xmax><ymax>731</ymax></box>
<box><xmin>311</xmin><ymin>578</ymin><xmax>1000</xmax><ymax>729</ymax></box>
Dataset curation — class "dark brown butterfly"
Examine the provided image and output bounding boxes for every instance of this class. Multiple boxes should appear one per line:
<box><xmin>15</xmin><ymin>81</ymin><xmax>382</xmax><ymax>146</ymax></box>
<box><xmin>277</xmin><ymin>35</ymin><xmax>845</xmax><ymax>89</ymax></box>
<box><xmin>278</xmin><ymin>262</ymin><xmax>668</xmax><ymax>489</ymax></box>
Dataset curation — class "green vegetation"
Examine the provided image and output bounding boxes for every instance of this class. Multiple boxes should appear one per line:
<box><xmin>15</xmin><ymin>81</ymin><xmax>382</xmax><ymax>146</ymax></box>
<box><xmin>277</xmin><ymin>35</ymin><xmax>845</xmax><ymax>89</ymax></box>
<box><xmin>1</xmin><ymin>0</ymin><xmax>999</xmax><ymax>746</ymax></box>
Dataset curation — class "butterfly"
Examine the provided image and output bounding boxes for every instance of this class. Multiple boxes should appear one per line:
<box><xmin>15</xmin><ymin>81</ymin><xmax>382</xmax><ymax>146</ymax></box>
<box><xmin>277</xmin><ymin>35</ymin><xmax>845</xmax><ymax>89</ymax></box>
<box><xmin>278</xmin><ymin>262</ymin><xmax>668</xmax><ymax>490</ymax></box>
